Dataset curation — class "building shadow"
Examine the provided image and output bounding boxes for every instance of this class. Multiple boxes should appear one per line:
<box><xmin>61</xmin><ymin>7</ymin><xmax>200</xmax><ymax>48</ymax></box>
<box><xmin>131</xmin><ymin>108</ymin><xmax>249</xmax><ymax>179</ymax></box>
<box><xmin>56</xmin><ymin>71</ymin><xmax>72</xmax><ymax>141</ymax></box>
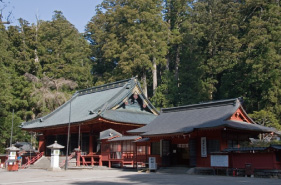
<box><xmin>69</xmin><ymin>172</ymin><xmax>190</xmax><ymax>185</ymax></box>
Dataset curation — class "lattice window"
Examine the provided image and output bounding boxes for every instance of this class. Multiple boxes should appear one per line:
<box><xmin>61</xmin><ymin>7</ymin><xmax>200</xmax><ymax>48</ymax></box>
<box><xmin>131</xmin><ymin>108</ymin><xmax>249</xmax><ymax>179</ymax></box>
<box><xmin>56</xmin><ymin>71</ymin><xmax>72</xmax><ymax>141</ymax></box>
<box><xmin>207</xmin><ymin>139</ymin><xmax>220</xmax><ymax>154</ymax></box>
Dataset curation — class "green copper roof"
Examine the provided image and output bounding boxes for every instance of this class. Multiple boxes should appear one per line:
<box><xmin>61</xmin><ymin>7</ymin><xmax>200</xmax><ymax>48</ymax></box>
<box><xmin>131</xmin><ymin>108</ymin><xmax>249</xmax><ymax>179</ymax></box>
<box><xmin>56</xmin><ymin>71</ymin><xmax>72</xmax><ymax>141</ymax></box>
<box><xmin>21</xmin><ymin>78</ymin><xmax>158</xmax><ymax>130</ymax></box>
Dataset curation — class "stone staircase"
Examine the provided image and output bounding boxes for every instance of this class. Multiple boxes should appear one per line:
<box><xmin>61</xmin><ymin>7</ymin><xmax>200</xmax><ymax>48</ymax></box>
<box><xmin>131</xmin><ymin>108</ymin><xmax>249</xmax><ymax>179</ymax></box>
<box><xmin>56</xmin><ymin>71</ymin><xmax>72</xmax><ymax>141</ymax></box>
<box><xmin>28</xmin><ymin>156</ymin><xmax>50</xmax><ymax>169</ymax></box>
<box><xmin>27</xmin><ymin>156</ymin><xmax>77</xmax><ymax>169</ymax></box>
<box><xmin>63</xmin><ymin>157</ymin><xmax>77</xmax><ymax>168</ymax></box>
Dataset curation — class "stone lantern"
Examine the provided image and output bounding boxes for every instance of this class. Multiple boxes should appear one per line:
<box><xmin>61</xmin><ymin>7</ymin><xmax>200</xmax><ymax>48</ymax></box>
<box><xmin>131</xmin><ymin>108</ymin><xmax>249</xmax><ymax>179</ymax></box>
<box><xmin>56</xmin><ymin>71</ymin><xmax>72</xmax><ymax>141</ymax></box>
<box><xmin>6</xmin><ymin>145</ymin><xmax>20</xmax><ymax>171</ymax></box>
<box><xmin>47</xmin><ymin>141</ymin><xmax>64</xmax><ymax>171</ymax></box>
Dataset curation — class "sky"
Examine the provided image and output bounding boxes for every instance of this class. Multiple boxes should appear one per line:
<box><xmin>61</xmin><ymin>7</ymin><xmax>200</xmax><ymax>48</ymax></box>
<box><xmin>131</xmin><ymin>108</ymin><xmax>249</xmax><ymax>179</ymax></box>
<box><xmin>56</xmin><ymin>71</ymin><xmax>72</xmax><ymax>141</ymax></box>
<box><xmin>2</xmin><ymin>0</ymin><xmax>103</xmax><ymax>33</ymax></box>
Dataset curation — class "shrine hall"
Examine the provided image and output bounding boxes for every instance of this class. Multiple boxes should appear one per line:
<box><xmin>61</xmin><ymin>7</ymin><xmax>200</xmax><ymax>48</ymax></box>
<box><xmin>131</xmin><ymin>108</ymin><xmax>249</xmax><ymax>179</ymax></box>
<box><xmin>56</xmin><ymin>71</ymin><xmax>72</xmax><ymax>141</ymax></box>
<box><xmin>21</xmin><ymin>78</ymin><xmax>280</xmax><ymax>170</ymax></box>
<box><xmin>21</xmin><ymin>78</ymin><xmax>159</xmax><ymax>166</ymax></box>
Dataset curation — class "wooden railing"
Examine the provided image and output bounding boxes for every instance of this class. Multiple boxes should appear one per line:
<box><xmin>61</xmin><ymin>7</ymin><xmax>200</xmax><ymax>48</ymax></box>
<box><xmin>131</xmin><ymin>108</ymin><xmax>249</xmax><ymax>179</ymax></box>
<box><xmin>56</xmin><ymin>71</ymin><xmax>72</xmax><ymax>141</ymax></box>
<box><xmin>21</xmin><ymin>152</ymin><xmax>44</xmax><ymax>169</ymax></box>
<box><xmin>108</xmin><ymin>152</ymin><xmax>135</xmax><ymax>168</ymax></box>
<box><xmin>81</xmin><ymin>154</ymin><xmax>102</xmax><ymax>166</ymax></box>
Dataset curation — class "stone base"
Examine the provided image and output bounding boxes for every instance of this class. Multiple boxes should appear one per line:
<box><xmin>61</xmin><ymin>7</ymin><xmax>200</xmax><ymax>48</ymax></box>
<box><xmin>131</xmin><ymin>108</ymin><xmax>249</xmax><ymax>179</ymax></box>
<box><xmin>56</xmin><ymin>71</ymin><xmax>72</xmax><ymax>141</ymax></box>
<box><xmin>47</xmin><ymin>167</ymin><xmax>61</xmax><ymax>171</ymax></box>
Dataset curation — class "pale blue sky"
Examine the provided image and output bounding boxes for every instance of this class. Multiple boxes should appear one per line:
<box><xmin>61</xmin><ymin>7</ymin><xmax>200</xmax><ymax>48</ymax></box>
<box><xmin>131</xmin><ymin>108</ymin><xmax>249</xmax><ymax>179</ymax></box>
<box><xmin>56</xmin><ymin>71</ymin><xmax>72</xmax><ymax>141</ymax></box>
<box><xmin>4</xmin><ymin>0</ymin><xmax>103</xmax><ymax>32</ymax></box>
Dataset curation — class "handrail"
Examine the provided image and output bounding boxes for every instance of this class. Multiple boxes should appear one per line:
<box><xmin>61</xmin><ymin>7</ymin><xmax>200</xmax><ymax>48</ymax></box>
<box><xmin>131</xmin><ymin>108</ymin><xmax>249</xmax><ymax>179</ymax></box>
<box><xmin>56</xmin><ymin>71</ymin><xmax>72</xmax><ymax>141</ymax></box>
<box><xmin>21</xmin><ymin>152</ymin><xmax>44</xmax><ymax>169</ymax></box>
<box><xmin>59</xmin><ymin>152</ymin><xmax>75</xmax><ymax>168</ymax></box>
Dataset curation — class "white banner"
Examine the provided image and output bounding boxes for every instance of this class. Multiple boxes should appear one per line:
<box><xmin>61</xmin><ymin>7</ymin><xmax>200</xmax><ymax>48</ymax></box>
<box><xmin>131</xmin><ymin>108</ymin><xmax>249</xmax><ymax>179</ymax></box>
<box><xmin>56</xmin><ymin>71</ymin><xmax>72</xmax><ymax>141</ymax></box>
<box><xmin>211</xmin><ymin>155</ymin><xmax>229</xmax><ymax>167</ymax></box>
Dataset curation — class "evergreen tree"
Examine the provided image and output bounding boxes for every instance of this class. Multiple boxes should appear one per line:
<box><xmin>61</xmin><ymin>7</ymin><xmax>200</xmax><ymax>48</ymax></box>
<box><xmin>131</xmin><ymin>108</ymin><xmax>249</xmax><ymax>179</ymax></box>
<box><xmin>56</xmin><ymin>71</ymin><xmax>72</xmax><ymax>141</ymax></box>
<box><xmin>7</xmin><ymin>19</ymin><xmax>41</xmax><ymax>76</ymax></box>
<box><xmin>151</xmin><ymin>0</ymin><xmax>191</xmax><ymax>108</ymax></box>
<box><xmin>249</xmin><ymin>110</ymin><xmax>281</xmax><ymax>130</ymax></box>
<box><xmin>86</xmin><ymin>0</ymin><xmax>168</xmax><ymax>97</ymax></box>
<box><xmin>39</xmin><ymin>11</ymin><xmax>92</xmax><ymax>89</ymax></box>
<box><xmin>220</xmin><ymin>0</ymin><xmax>281</xmax><ymax>123</ymax></box>
<box><xmin>178</xmin><ymin>0</ymin><xmax>242</xmax><ymax>104</ymax></box>
<box><xmin>0</xmin><ymin>19</ymin><xmax>31</xmax><ymax>152</ymax></box>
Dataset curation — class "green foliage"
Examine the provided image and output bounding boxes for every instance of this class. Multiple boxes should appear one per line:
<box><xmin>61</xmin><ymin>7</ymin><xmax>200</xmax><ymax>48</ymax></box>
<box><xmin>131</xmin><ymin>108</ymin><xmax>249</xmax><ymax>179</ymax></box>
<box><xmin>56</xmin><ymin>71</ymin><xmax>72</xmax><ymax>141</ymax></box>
<box><xmin>249</xmin><ymin>110</ymin><xmax>281</xmax><ymax>130</ymax></box>
<box><xmin>86</xmin><ymin>0</ymin><xmax>168</xmax><ymax>92</ymax></box>
<box><xmin>0</xmin><ymin>11</ymin><xmax>93</xmax><ymax>152</ymax></box>
<box><xmin>38</xmin><ymin>11</ymin><xmax>92</xmax><ymax>88</ymax></box>
<box><xmin>0</xmin><ymin>22</ymin><xmax>31</xmax><ymax>153</ymax></box>
<box><xmin>151</xmin><ymin>71</ymin><xmax>178</xmax><ymax>108</ymax></box>
<box><xmin>0</xmin><ymin>113</ymin><xmax>30</xmax><ymax>153</ymax></box>
<box><xmin>179</xmin><ymin>0</ymin><xmax>242</xmax><ymax>104</ymax></box>
<box><xmin>218</xmin><ymin>0</ymin><xmax>281</xmax><ymax>122</ymax></box>
<box><xmin>240</xmin><ymin>140</ymin><xmax>281</xmax><ymax>148</ymax></box>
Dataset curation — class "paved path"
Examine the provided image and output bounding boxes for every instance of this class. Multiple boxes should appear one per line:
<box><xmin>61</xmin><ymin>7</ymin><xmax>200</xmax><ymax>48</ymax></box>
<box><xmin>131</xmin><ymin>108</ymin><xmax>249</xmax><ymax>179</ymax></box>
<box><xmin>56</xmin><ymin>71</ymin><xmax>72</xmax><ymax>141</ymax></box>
<box><xmin>0</xmin><ymin>168</ymin><xmax>280</xmax><ymax>185</ymax></box>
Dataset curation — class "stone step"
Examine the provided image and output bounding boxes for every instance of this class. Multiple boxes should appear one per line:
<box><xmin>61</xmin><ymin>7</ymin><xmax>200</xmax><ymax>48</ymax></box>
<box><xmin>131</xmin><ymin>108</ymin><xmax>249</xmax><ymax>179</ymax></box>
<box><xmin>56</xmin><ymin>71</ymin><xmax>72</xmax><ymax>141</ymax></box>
<box><xmin>29</xmin><ymin>156</ymin><xmax>50</xmax><ymax>169</ymax></box>
<box><xmin>27</xmin><ymin>156</ymin><xmax>77</xmax><ymax>169</ymax></box>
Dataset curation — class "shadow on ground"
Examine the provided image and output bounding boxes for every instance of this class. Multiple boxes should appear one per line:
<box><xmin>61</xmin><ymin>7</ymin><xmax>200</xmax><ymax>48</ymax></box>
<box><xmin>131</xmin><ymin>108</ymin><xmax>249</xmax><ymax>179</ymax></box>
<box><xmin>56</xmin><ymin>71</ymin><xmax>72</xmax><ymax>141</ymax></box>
<box><xmin>69</xmin><ymin>170</ymin><xmax>281</xmax><ymax>185</ymax></box>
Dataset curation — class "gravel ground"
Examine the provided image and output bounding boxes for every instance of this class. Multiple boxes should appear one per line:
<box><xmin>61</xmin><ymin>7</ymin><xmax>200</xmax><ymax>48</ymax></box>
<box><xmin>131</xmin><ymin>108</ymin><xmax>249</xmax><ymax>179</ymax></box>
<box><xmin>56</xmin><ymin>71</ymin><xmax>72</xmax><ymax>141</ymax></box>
<box><xmin>0</xmin><ymin>168</ymin><xmax>280</xmax><ymax>185</ymax></box>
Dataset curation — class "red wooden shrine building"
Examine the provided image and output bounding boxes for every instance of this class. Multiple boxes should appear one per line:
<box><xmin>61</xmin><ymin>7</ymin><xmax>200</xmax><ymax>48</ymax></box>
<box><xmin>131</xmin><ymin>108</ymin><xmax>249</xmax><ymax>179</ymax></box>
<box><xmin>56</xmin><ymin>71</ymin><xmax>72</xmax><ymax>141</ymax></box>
<box><xmin>128</xmin><ymin>98</ymin><xmax>279</xmax><ymax>169</ymax></box>
<box><xmin>21</xmin><ymin>78</ymin><xmax>159</xmax><ymax>167</ymax></box>
<box><xmin>21</xmin><ymin>78</ymin><xmax>279</xmax><ymax>170</ymax></box>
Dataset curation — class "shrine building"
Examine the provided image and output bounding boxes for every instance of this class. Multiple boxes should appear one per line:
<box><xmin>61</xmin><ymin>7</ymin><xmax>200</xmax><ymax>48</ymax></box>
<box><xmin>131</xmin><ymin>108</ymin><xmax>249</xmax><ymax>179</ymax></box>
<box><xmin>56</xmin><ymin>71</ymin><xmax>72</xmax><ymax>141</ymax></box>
<box><xmin>21</xmin><ymin>78</ymin><xmax>279</xmax><ymax>170</ymax></box>
<box><xmin>128</xmin><ymin>98</ymin><xmax>278</xmax><ymax>168</ymax></box>
<box><xmin>21</xmin><ymin>78</ymin><xmax>159</xmax><ymax>166</ymax></box>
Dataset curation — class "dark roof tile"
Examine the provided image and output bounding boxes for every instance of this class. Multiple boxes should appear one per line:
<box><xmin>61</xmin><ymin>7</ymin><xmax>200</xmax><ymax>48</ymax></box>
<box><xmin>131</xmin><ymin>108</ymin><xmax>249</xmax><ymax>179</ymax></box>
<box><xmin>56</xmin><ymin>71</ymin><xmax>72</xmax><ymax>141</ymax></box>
<box><xmin>22</xmin><ymin>78</ymin><xmax>158</xmax><ymax>129</ymax></box>
<box><xmin>129</xmin><ymin>98</ymin><xmax>275</xmax><ymax>136</ymax></box>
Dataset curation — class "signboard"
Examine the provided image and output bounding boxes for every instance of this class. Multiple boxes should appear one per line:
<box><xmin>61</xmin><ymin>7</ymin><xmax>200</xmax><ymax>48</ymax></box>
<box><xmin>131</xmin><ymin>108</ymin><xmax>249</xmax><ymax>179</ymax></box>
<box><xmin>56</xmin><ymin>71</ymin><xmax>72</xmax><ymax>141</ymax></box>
<box><xmin>211</xmin><ymin>155</ymin><xmax>229</xmax><ymax>167</ymax></box>
<box><xmin>149</xmin><ymin>157</ymin><xmax>157</xmax><ymax>170</ymax></box>
<box><xmin>201</xmin><ymin>137</ymin><xmax>207</xmax><ymax>157</ymax></box>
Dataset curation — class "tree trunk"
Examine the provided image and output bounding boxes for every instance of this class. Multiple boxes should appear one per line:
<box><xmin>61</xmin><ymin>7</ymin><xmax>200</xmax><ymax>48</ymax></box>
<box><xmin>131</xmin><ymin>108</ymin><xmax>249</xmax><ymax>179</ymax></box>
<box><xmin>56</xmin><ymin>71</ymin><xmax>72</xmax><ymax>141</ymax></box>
<box><xmin>152</xmin><ymin>57</ymin><xmax>157</xmax><ymax>95</ymax></box>
<box><xmin>175</xmin><ymin>45</ymin><xmax>181</xmax><ymax>87</ymax></box>
<box><xmin>142</xmin><ymin>71</ymin><xmax>148</xmax><ymax>98</ymax></box>
<box><xmin>166</xmin><ymin>53</ymin><xmax>170</xmax><ymax>71</ymax></box>
<box><xmin>34</xmin><ymin>18</ymin><xmax>40</xmax><ymax>63</ymax></box>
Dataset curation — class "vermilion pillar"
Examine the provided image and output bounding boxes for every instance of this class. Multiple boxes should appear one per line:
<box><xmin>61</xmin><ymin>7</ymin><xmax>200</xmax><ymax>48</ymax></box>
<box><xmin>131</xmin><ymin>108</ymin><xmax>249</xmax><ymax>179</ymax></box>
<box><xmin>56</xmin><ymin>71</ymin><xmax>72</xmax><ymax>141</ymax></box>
<box><xmin>75</xmin><ymin>147</ymin><xmax>81</xmax><ymax>166</ymax></box>
<box><xmin>89</xmin><ymin>135</ymin><xmax>93</xmax><ymax>154</ymax></box>
<box><xmin>38</xmin><ymin>135</ymin><xmax>46</xmax><ymax>154</ymax></box>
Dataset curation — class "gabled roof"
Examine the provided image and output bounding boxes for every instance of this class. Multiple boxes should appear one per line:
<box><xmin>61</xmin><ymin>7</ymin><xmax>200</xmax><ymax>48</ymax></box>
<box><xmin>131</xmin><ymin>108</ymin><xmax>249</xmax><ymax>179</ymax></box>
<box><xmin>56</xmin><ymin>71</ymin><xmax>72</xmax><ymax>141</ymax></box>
<box><xmin>21</xmin><ymin>78</ymin><xmax>158</xmax><ymax>130</ymax></box>
<box><xmin>128</xmin><ymin>98</ymin><xmax>275</xmax><ymax>136</ymax></box>
<box><xmin>99</xmin><ymin>129</ymin><xmax>122</xmax><ymax>140</ymax></box>
<box><xmin>14</xmin><ymin>142</ymin><xmax>34</xmax><ymax>152</ymax></box>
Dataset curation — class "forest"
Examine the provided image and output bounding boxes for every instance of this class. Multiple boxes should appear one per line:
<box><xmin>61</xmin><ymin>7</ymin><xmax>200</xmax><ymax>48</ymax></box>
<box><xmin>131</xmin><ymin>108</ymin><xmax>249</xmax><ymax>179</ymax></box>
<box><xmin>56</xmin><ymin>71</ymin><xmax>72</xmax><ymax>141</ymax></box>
<box><xmin>0</xmin><ymin>0</ymin><xmax>280</xmax><ymax>152</ymax></box>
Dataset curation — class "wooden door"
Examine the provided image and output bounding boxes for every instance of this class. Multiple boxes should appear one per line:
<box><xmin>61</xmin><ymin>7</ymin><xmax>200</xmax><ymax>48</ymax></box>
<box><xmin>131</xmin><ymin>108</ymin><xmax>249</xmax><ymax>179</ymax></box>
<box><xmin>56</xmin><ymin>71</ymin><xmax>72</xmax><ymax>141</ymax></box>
<box><xmin>189</xmin><ymin>139</ymin><xmax>197</xmax><ymax>167</ymax></box>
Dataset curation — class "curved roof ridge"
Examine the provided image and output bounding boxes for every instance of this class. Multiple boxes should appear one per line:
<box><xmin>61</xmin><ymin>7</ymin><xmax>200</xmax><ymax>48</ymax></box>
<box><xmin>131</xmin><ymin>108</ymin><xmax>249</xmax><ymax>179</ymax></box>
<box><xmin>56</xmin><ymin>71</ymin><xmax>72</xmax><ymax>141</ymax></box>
<box><xmin>77</xmin><ymin>78</ymin><xmax>133</xmax><ymax>95</ymax></box>
<box><xmin>161</xmin><ymin>98</ymin><xmax>241</xmax><ymax>113</ymax></box>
